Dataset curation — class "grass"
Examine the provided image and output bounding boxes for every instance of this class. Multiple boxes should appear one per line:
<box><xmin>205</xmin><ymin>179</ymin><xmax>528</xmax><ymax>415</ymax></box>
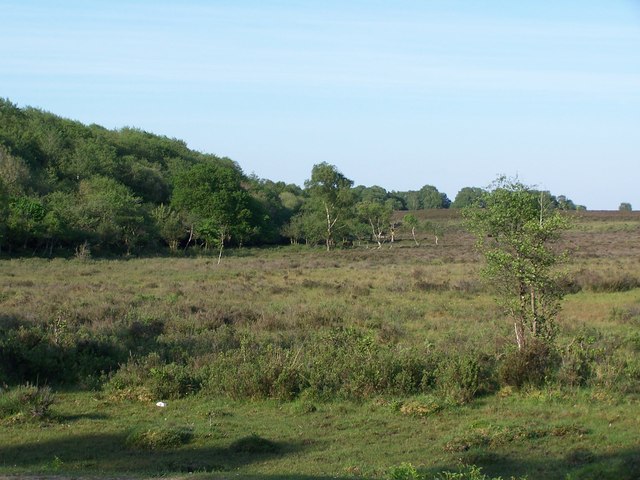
<box><xmin>1</xmin><ymin>389</ymin><xmax>637</xmax><ymax>479</ymax></box>
<box><xmin>0</xmin><ymin>210</ymin><xmax>639</xmax><ymax>478</ymax></box>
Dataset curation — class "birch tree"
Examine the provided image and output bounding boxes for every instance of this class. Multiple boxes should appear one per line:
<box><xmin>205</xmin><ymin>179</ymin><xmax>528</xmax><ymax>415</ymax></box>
<box><xmin>303</xmin><ymin>163</ymin><xmax>354</xmax><ymax>251</ymax></box>
<box><xmin>464</xmin><ymin>177</ymin><xmax>568</xmax><ymax>351</ymax></box>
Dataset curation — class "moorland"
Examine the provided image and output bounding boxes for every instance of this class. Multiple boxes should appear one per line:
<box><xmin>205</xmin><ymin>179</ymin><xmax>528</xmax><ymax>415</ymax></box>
<box><xmin>1</xmin><ymin>209</ymin><xmax>639</xmax><ymax>480</ymax></box>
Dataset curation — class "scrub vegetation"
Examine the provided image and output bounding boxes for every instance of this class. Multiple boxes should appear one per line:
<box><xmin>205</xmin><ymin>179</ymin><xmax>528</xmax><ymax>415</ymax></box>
<box><xmin>1</xmin><ymin>210</ymin><xmax>639</xmax><ymax>479</ymax></box>
<box><xmin>0</xmin><ymin>101</ymin><xmax>638</xmax><ymax>478</ymax></box>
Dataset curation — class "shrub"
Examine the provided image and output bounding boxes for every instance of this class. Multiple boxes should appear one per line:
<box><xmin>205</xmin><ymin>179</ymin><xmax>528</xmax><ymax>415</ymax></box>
<box><xmin>148</xmin><ymin>363</ymin><xmax>202</xmax><ymax>399</ymax></box>
<box><xmin>0</xmin><ymin>384</ymin><xmax>55</xmax><ymax>421</ymax></box>
<box><xmin>436</xmin><ymin>355</ymin><xmax>481</xmax><ymax>405</ymax></box>
<box><xmin>557</xmin><ymin>335</ymin><xmax>601</xmax><ymax>387</ymax></box>
<box><xmin>125</xmin><ymin>425</ymin><xmax>193</xmax><ymax>450</ymax></box>
<box><xmin>499</xmin><ymin>340</ymin><xmax>559</xmax><ymax>388</ymax></box>
<box><xmin>388</xmin><ymin>462</ymin><xmax>421</xmax><ymax>480</ymax></box>
<box><xmin>105</xmin><ymin>355</ymin><xmax>202</xmax><ymax>400</ymax></box>
<box><xmin>203</xmin><ymin>340</ymin><xmax>305</xmax><ymax>401</ymax></box>
<box><xmin>387</xmin><ymin>463</ymin><xmax>527</xmax><ymax>480</ymax></box>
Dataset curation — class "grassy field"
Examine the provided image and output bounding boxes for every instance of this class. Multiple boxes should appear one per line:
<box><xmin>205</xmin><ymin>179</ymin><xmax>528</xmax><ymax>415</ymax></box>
<box><xmin>0</xmin><ymin>211</ymin><xmax>639</xmax><ymax>479</ymax></box>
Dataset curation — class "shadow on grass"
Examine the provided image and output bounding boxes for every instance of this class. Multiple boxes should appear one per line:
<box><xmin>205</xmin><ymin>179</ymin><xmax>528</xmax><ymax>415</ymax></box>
<box><xmin>0</xmin><ymin>432</ymin><xmax>308</xmax><ymax>475</ymax></box>
<box><xmin>53</xmin><ymin>412</ymin><xmax>110</xmax><ymax>422</ymax></box>
<box><xmin>427</xmin><ymin>446</ymin><xmax>640</xmax><ymax>480</ymax></box>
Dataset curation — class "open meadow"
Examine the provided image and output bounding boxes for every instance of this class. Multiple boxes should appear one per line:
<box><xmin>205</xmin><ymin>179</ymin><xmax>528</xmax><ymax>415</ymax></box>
<box><xmin>0</xmin><ymin>210</ymin><xmax>639</xmax><ymax>479</ymax></box>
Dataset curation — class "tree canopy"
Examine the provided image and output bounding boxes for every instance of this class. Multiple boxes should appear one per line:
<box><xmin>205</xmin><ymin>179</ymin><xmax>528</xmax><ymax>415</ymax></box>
<box><xmin>464</xmin><ymin>177</ymin><xmax>568</xmax><ymax>351</ymax></box>
<box><xmin>0</xmin><ymin>98</ymin><xmax>588</xmax><ymax>256</ymax></box>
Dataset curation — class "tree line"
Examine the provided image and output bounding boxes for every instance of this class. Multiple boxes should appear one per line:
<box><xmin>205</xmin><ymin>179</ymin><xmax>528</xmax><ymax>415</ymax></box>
<box><xmin>0</xmin><ymin>98</ymin><xmax>583</xmax><ymax>256</ymax></box>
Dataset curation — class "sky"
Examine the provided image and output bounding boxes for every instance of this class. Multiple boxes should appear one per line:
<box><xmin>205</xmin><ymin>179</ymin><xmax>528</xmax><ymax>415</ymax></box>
<box><xmin>1</xmin><ymin>1</ymin><xmax>639</xmax><ymax>210</ymax></box>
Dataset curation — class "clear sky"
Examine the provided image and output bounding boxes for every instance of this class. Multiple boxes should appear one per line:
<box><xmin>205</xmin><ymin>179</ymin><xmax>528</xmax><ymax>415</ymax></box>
<box><xmin>1</xmin><ymin>1</ymin><xmax>639</xmax><ymax>209</ymax></box>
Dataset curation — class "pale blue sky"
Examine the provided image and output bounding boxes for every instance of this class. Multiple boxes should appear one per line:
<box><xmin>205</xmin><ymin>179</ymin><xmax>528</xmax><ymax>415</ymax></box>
<box><xmin>2</xmin><ymin>1</ymin><xmax>639</xmax><ymax>209</ymax></box>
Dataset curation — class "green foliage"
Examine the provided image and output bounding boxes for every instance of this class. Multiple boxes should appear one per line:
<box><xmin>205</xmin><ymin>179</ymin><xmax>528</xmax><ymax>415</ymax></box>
<box><xmin>437</xmin><ymin>355</ymin><xmax>482</xmax><ymax>405</ymax></box>
<box><xmin>464</xmin><ymin>177</ymin><xmax>568</xmax><ymax>350</ymax></box>
<box><xmin>388</xmin><ymin>463</ymin><xmax>527</xmax><ymax>480</ymax></box>
<box><xmin>0</xmin><ymin>384</ymin><xmax>55</xmax><ymax>421</ymax></box>
<box><xmin>499</xmin><ymin>340</ymin><xmax>559</xmax><ymax>388</ymax></box>
<box><xmin>356</xmin><ymin>200</ymin><xmax>393</xmax><ymax>247</ymax></box>
<box><xmin>7</xmin><ymin>195</ymin><xmax>47</xmax><ymax>247</ymax></box>
<box><xmin>303</xmin><ymin>162</ymin><xmax>355</xmax><ymax>250</ymax></box>
<box><xmin>0</xmin><ymin>100</ymin><xmax>298</xmax><ymax>255</ymax></box>
<box><xmin>172</xmin><ymin>160</ymin><xmax>254</xmax><ymax>256</ymax></box>
<box><xmin>104</xmin><ymin>352</ymin><xmax>204</xmax><ymax>401</ymax></box>
<box><xmin>396</xmin><ymin>185</ymin><xmax>451</xmax><ymax>210</ymax></box>
<box><xmin>452</xmin><ymin>187</ymin><xmax>486</xmax><ymax>209</ymax></box>
<box><xmin>618</xmin><ymin>202</ymin><xmax>632</xmax><ymax>212</ymax></box>
<box><xmin>0</xmin><ymin>178</ymin><xmax>7</xmax><ymax>251</ymax></box>
<box><xmin>125</xmin><ymin>425</ymin><xmax>193</xmax><ymax>450</ymax></box>
<box><xmin>76</xmin><ymin>176</ymin><xmax>147</xmax><ymax>252</ymax></box>
<box><xmin>388</xmin><ymin>462</ymin><xmax>421</xmax><ymax>480</ymax></box>
<box><xmin>151</xmin><ymin>204</ymin><xmax>185</xmax><ymax>251</ymax></box>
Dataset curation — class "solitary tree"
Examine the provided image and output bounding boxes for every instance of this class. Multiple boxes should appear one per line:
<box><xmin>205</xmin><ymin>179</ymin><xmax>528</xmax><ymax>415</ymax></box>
<box><xmin>619</xmin><ymin>202</ymin><xmax>633</xmax><ymax>212</ymax></box>
<box><xmin>464</xmin><ymin>177</ymin><xmax>568</xmax><ymax>351</ymax></box>
<box><xmin>304</xmin><ymin>162</ymin><xmax>354</xmax><ymax>251</ymax></box>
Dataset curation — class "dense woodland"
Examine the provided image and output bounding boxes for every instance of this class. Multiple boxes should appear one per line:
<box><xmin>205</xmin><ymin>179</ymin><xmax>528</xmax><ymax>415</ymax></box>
<box><xmin>0</xmin><ymin>99</ymin><xmax>582</xmax><ymax>256</ymax></box>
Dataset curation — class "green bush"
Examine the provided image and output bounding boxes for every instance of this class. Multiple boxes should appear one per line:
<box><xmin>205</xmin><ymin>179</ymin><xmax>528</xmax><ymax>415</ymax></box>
<box><xmin>105</xmin><ymin>354</ymin><xmax>202</xmax><ymax>400</ymax></box>
<box><xmin>0</xmin><ymin>384</ymin><xmax>55</xmax><ymax>421</ymax></box>
<box><xmin>557</xmin><ymin>335</ymin><xmax>601</xmax><ymax>387</ymax></box>
<box><xmin>125</xmin><ymin>425</ymin><xmax>193</xmax><ymax>450</ymax></box>
<box><xmin>387</xmin><ymin>463</ymin><xmax>527</xmax><ymax>480</ymax></box>
<box><xmin>388</xmin><ymin>462</ymin><xmax>421</xmax><ymax>480</ymax></box>
<box><xmin>0</xmin><ymin>322</ymin><xmax>125</xmax><ymax>386</ymax></box>
<box><xmin>437</xmin><ymin>355</ymin><xmax>481</xmax><ymax>405</ymax></box>
<box><xmin>148</xmin><ymin>362</ymin><xmax>202</xmax><ymax>399</ymax></box>
<box><xmin>499</xmin><ymin>340</ymin><xmax>558</xmax><ymax>388</ymax></box>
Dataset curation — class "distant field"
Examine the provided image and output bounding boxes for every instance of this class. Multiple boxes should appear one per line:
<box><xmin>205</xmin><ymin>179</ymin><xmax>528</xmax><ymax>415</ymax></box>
<box><xmin>0</xmin><ymin>211</ymin><xmax>639</xmax><ymax>479</ymax></box>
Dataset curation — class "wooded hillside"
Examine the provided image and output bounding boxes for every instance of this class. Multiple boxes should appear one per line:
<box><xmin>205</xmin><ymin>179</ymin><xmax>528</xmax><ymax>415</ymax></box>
<box><xmin>0</xmin><ymin>99</ymin><xmax>582</xmax><ymax>256</ymax></box>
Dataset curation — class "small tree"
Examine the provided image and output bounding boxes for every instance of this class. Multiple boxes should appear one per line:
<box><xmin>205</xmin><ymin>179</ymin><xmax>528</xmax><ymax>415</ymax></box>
<box><xmin>152</xmin><ymin>204</ymin><xmax>186</xmax><ymax>252</ymax></box>
<box><xmin>619</xmin><ymin>202</ymin><xmax>633</xmax><ymax>212</ymax></box>
<box><xmin>172</xmin><ymin>161</ymin><xmax>253</xmax><ymax>263</ymax></box>
<box><xmin>356</xmin><ymin>200</ymin><xmax>392</xmax><ymax>248</ymax></box>
<box><xmin>303</xmin><ymin>162</ymin><xmax>354</xmax><ymax>251</ymax></box>
<box><xmin>402</xmin><ymin>213</ymin><xmax>420</xmax><ymax>246</ymax></box>
<box><xmin>423</xmin><ymin>220</ymin><xmax>443</xmax><ymax>246</ymax></box>
<box><xmin>464</xmin><ymin>177</ymin><xmax>568</xmax><ymax>351</ymax></box>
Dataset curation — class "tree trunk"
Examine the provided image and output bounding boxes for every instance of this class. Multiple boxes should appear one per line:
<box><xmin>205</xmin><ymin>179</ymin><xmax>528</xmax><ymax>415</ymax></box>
<box><xmin>411</xmin><ymin>227</ymin><xmax>419</xmax><ymax>246</ymax></box>
<box><xmin>515</xmin><ymin>321</ymin><xmax>525</xmax><ymax>350</ymax></box>
<box><xmin>217</xmin><ymin>232</ymin><xmax>224</xmax><ymax>265</ymax></box>
<box><xmin>325</xmin><ymin>203</ymin><xmax>332</xmax><ymax>251</ymax></box>
<box><xmin>184</xmin><ymin>225</ymin><xmax>194</xmax><ymax>252</ymax></box>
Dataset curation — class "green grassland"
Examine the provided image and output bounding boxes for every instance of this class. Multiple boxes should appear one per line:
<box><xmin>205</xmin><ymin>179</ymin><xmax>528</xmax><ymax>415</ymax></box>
<box><xmin>0</xmin><ymin>211</ymin><xmax>639</xmax><ymax>479</ymax></box>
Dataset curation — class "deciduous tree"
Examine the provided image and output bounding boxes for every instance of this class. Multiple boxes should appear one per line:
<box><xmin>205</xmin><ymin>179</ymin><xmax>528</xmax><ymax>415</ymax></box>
<box><xmin>356</xmin><ymin>200</ymin><xmax>392</xmax><ymax>248</ymax></box>
<box><xmin>464</xmin><ymin>177</ymin><xmax>568</xmax><ymax>351</ymax></box>
<box><xmin>172</xmin><ymin>161</ymin><xmax>253</xmax><ymax>263</ymax></box>
<box><xmin>303</xmin><ymin>162</ymin><xmax>354</xmax><ymax>251</ymax></box>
